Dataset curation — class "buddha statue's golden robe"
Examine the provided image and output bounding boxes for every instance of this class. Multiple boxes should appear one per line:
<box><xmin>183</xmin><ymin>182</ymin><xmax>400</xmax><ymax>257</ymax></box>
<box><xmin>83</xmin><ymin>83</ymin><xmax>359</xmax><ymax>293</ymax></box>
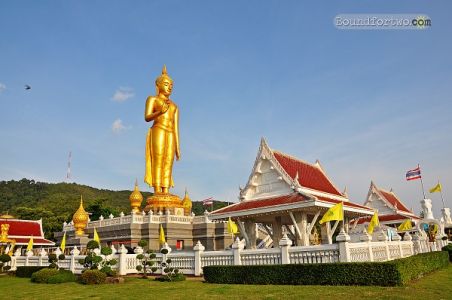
<box><xmin>144</xmin><ymin>69</ymin><xmax>180</xmax><ymax>193</ymax></box>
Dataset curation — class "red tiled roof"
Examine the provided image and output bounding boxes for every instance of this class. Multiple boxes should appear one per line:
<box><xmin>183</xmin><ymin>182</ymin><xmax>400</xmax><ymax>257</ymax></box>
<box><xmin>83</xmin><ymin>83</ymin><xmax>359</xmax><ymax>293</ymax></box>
<box><xmin>0</xmin><ymin>219</ymin><xmax>44</xmax><ymax>237</ymax></box>
<box><xmin>273</xmin><ymin>151</ymin><xmax>343</xmax><ymax>196</ymax></box>
<box><xmin>12</xmin><ymin>238</ymin><xmax>55</xmax><ymax>245</ymax></box>
<box><xmin>357</xmin><ymin>213</ymin><xmax>419</xmax><ymax>224</ymax></box>
<box><xmin>377</xmin><ymin>188</ymin><xmax>412</xmax><ymax>214</ymax></box>
<box><xmin>315</xmin><ymin>195</ymin><xmax>373</xmax><ymax>211</ymax></box>
<box><xmin>212</xmin><ymin>193</ymin><xmax>310</xmax><ymax>215</ymax></box>
<box><xmin>212</xmin><ymin>193</ymin><xmax>372</xmax><ymax>216</ymax></box>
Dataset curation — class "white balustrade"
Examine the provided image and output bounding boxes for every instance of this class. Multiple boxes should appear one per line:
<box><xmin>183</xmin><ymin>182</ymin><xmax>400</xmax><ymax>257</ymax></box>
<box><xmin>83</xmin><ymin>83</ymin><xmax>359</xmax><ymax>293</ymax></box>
<box><xmin>9</xmin><ymin>235</ymin><xmax>443</xmax><ymax>276</ymax></box>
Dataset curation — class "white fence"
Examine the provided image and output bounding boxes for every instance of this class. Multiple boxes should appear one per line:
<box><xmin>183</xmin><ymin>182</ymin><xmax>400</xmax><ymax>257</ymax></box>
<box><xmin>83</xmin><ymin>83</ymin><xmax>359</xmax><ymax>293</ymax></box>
<box><xmin>8</xmin><ymin>230</ymin><xmax>448</xmax><ymax>276</ymax></box>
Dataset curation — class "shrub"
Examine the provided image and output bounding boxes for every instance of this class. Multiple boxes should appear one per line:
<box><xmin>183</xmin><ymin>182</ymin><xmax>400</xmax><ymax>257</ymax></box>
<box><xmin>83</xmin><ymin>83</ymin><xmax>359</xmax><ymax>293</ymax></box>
<box><xmin>442</xmin><ymin>244</ymin><xmax>452</xmax><ymax>262</ymax></box>
<box><xmin>392</xmin><ymin>251</ymin><xmax>449</xmax><ymax>284</ymax></box>
<box><xmin>98</xmin><ymin>246</ymin><xmax>117</xmax><ymax>277</ymax></box>
<box><xmin>0</xmin><ymin>254</ymin><xmax>11</xmax><ymax>273</ymax></box>
<box><xmin>31</xmin><ymin>268</ymin><xmax>76</xmax><ymax>284</ymax></box>
<box><xmin>203</xmin><ymin>251</ymin><xmax>449</xmax><ymax>286</ymax></box>
<box><xmin>135</xmin><ymin>239</ymin><xmax>157</xmax><ymax>278</ymax></box>
<box><xmin>154</xmin><ymin>248</ymin><xmax>184</xmax><ymax>282</ymax></box>
<box><xmin>80</xmin><ymin>269</ymin><xmax>107</xmax><ymax>285</ymax></box>
<box><xmin>31</xmin><ymin>268</ymin><xmax>59</xmax><ymax>283</ymax></box>
<box><xmin>16</xmin><ymin>266</ymin><xmax>47</xmax><ymax>278</ymax></box>
<box><xmin>46</xmin><ymin>270</ymin><xmax>77</xmax><ymax>284</ymax></box>
<box><xmin>155</xmin><ymin>273</ymin><xmax>186</xmax><ymax>282</ymax></box>
<box><xmin>87</xmin><ymin>240</ymin><xmax>100</xmax><ymax>250</ymax></box>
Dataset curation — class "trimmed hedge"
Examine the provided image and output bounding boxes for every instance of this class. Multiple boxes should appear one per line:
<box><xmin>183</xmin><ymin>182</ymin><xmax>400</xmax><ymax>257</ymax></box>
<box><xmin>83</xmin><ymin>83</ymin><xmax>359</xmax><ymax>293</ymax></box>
<box><xmin>31</xmin><ymin>268</ymin><xmax>76</xmax><ymax>284</ymax></box>
<box><xmin>80</xmin><ymin>269</ymin><xmax>106</xmax><ymax>285</ymax></box>
<box><xmin>31</xmin><ymin>268</ymin><xmax>59</xmax><ymax>283</ymax></box>
<box><xmin>47</xmin><ymin>270</ymin><xmax>77</xmax><ymax>284</ymax></box>
<box><xmin>442</xmin><ymin>244</ymin><xmax>452</xmax><ymax>262</ymax></box>
<box><xmin>203</xmin><ymin>251</ymin><xmax>449</xmax><ymax>286</ymax></box>
<box><xmin>15</xmin><ymin>266</ymin><xmax>47</xmax><ymax>278</ymax></box>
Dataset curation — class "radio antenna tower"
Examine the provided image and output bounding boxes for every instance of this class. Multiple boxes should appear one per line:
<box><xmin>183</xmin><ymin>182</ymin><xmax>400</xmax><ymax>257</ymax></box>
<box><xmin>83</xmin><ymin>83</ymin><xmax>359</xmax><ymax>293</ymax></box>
<box><xmin>66</xmin><ymin>151</ymin><xmax>72</xmax><ymax>182</ymax></box>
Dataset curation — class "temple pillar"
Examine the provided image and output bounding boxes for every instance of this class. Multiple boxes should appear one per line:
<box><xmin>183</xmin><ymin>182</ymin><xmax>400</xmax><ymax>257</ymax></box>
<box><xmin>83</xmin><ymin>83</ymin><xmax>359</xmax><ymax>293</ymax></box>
<box><xmin>272</xmin><ymin>216</ymin><xmax>283</xmax><ymax>246</ymax></box>
<box><xmin>300</xmin><ymin>212</ymin><xmax>309</xmax><ymax>246</ymax></box>
<box><xmin>244</xmin><ymin>220</ymin><xmax>257</xmax><ymax>249</ymax></box>
<box><xmin>321</xmin><ymin>222</ymin><xmax>333</xmax><ymax>244</ymax></box>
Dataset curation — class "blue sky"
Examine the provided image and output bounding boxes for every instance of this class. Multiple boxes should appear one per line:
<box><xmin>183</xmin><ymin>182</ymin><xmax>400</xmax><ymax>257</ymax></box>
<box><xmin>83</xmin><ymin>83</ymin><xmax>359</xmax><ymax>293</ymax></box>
<box><xmin>1</xmin><ymin>1</ymin><xmax>451</xmax><ymax>216</ymax></box>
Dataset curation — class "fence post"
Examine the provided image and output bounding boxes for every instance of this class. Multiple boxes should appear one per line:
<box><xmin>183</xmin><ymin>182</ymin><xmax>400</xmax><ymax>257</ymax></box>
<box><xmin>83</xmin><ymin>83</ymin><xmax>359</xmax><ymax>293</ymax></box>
<box><xmin>336</xmin><ymin>229</ymin><xmax>351</xmax><ymax>262</ymax></box>
<box><xmin>279</xmin><ymin>234</ymin><xmax>292</xmax><ymax>264</ymax></box>
<box><xmin>360</xmin><ymin>229</ymin><xmax>374</xmax><ymax>262</ymax></box>
<box><xmin>38</xmin><ymin>248</ymin><xmax>47</xmax><ymax>266</ymax></box>
<box><xmin>193</xmin><ymin>240</ymin><xmax>205</xmax><ymax>276</ymax></box>
<box><xmin>412</xmin><ymin>233</ymin><xmax>421</xmax><ymax>254</ymax></box>
<box><xmin>392</xmin><ymin>233</ymin><xmax>403</xmax><ymax>258</ymax></box>
<box><xmin>161</xmin><ymin>243</ymin><xmax>172</xmax><ymax>275</ymax></box>
<box><xmin>403</xmin><ymin>232</ymin><xmax>414</xmax><ymax>256</ymax></box>
<box><xmin>232</xmin><ymin>237</ymin><xmax>244</xmax><ymax>266</ymax></box>
<box><xmin>376</xmin><ymin>230</ymin><xmax>388</xmax><ymax>261</ymax></box>
<box><xmin>70</xmin><ymin>246</ymin><xmax>80</xmax><ymax>274</ymax></box>
<box><xmin>118</xmin><ymin>244</ymin><xmax>128</xmax><ymax>276</ymax></box>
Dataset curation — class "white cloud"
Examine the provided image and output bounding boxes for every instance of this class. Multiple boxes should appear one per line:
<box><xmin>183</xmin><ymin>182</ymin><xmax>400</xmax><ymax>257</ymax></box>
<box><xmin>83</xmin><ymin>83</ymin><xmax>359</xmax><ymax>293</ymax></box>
<box><xmin>111</xmin><ymin>87</ymin><xmax>134</xmax><ymax>102</ymax></box>
<box><xmin>111</xmin><ymin>118</ymin><xmax>131</xmax><ymax>134</ymax></box>
<box><xmin>0</xmin><ymin>83</ymin><xmax>6</xmax><ymax>93</ymax></box>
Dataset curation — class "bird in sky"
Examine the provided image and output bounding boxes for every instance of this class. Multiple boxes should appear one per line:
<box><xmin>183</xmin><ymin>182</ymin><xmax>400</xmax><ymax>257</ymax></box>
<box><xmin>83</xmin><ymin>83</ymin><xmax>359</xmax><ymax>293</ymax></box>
<box><xmin>24</xmin><ymin>85</ymin><xmax>31</xmax><ymax>90</ymax></box>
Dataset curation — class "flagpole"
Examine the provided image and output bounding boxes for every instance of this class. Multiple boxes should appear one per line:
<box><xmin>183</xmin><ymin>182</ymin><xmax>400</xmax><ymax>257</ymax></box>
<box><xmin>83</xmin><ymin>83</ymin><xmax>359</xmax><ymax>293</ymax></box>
<box><xmin>418</xmin><ymin>164</ymin><xmax>426</xmax><ymax>199</ymax></box>
<box><xmin>439</xmin><ymin>180</ymin><xmax>446</xmax><ymax>208</ymax></box>
<box><xmin>341</xmin><ymin>201</ymin><xmax>345</xmax><ymax>231</ymax></box>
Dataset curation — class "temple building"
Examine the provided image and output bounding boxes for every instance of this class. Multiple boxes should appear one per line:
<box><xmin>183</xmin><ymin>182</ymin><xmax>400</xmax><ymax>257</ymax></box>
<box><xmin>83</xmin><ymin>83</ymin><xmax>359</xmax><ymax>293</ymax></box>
<box><xmin>209</xmin><ymin>138</ymin><xmax>374</xmax><ymax>248</ymax></box>
<box><xmin>0</xmin><ymin>214</ymin><xmax>55</xmax><ymax>254</ymax></box>
<box><xmin>55</xmin><ymin>186</ymin><xmax>232</xmax><ymax>252</ymax></box>
<box><xmin>359</xmin><ymin>181</ymin><xmax>421</xmax><ymax>227</ymax></box>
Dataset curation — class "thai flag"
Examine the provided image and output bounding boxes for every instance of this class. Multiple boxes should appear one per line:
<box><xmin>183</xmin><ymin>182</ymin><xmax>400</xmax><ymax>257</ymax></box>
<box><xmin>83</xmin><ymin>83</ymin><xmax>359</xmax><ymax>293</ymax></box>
<box><xmin>202</xmin><ymin>197</ymin><xmax>214</xmax><ymax>206</ymax></box>
<box><xmin>406</xmin><ymin>166</ymin><xmax>421</xmax><ymax>181</ymax></box>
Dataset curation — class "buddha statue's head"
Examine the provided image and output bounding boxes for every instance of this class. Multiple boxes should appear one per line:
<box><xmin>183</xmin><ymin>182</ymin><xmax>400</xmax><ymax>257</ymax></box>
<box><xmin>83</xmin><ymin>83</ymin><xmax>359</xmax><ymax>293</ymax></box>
<box><xmin>155</xmin><ymin>65</ymin><xmax>173</xmax><ymax>97</ymax></box>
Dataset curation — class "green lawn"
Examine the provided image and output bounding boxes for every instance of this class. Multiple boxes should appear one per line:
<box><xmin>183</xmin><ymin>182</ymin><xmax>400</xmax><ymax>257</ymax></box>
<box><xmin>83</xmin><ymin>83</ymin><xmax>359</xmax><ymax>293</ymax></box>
<box><xmin>1</xmin><ymin>266</ymin><xmax>451</xmax><ymax>300</ymax></box>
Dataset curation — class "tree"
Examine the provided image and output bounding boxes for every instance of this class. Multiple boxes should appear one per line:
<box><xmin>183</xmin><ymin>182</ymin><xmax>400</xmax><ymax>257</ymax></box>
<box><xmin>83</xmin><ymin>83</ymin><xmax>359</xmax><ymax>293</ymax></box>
<box><xmin>86</xmin><ymin>200</ymin><xmax>119</xmax><ymax>221</ymax></box>
<box><xmin>135</xmin><ymin>240</ymin><xmax>157</xmax><ymax>278</ymax></box>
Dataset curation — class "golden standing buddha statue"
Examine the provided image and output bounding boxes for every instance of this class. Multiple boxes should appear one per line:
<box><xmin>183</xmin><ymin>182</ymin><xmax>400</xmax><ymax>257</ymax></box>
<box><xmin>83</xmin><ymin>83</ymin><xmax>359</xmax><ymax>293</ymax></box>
<box><xmin>144</xmin><ymin>66</ymin><xmax>185</xmax><ymax>214</ymax></box>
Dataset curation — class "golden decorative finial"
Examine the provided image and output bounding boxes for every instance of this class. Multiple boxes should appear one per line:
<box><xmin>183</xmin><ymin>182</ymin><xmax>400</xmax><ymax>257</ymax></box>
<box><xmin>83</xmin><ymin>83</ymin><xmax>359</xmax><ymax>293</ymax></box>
<box><xmin>162</xmin><ymin>64</ymin><xmax>167</xmax><ymax>74</ymax></box>
<box><xmin>72</xmin><ymin>195</ymin><xmax>89</xmax><ymax>236</ymax></box>
<box><xmin>181</xmin><ymin>188</ymin><xmax>192</xmax><ymax>216</ymax></box>
<box><xmin>129</xmin><ymin>179</ymin><xmax>143</xmax><ymax>213</ymax></box>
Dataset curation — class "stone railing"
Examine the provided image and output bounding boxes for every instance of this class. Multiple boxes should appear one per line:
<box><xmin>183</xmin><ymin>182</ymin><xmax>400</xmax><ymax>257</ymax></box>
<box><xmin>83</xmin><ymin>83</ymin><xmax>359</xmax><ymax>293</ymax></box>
<box><xmin>63</xmin><ymin>212</ymin><xmax>215</xmax><ymax>232</ymax></box>
<box><xmin>9</xmin><ymin>230</ymin><xmax>448</xmax><ymax>276</ymax></box>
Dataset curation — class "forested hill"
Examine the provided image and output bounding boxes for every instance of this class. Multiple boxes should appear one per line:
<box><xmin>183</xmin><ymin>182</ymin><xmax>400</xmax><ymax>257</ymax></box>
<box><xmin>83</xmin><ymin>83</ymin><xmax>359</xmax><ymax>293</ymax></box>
<box><xmin>0</xmin><ymin>178</ymin><xmax>228</xmax><ymax>239</ymax></box>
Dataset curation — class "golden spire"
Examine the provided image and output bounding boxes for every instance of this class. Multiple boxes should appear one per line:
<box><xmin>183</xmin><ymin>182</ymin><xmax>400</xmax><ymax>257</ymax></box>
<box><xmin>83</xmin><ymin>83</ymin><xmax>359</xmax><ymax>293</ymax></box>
<box><xmin>181</xmin><ymin>188</ymin><xmax>192</xmax><ymax>216</ymax></box>
<box><xmin>162</xmin><ymin>64</ymin><xmax>167</xmax><ymax>74</ymax></box>
<box><xmin>72</xmin><ymin>195</ymin><xmax>89</xmax><ymax>236</ymax></box>
<box><xmin>129</xmin><ymin>179</ymin><xmax>143</xmax><ymax>213</ymax></box>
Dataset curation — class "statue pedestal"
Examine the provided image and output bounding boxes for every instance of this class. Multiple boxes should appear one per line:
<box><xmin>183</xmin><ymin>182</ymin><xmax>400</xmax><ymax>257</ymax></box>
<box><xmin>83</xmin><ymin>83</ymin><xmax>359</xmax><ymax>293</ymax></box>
<box><xmin>144</xmin><ymin>193</ymin><xmax>184</xmax><ymax>215</ymax></box>
<box><xmin>68</xmin><ymin>234</ymin><xmax>90</xmax><ymax>248</ymax></box>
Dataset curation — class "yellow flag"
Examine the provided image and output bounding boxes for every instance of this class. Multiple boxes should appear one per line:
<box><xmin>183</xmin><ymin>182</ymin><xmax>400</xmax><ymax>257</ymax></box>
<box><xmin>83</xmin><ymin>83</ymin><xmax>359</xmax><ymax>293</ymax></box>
<box><xmin>60</xmin><ymin>232</ymin><xmax>66</xmax><ymax>252</ymax></box>
<box><xmin>227</xmin><ymin>217</ymin><xmax>239</xmax><ymax>234</ymax></box>
<box><xmin>319</xmin><ymin>202</ymin><xmax>343</xmax><ymax>224</ymax></box>
<box><xmin>367</xmin><ymin>212</ymin><xmax>379</xmax><ymax>234</ymax></box>
<box><xmin>26</xmin><ymin>236</ymin><xmax>33</xmax><ymax>251</ymax></box>
<box><xmin>397</xmin><ymin>219</ymin><xmax>412</xmax><ymax>231</ymax></box>
<box><xmin>429</xmin><ymin>182</ymin><xmax>442</xmax><ymax>193</ymax></box>
<box><xmin>93</xmin><ymin>228</ymin><xmax>100</xmax><ymax>244</ymax></box>
<box><xmin>159</xmin><ymin>224</ymin><xmax>166</xmax><ymax>245</ymax></box>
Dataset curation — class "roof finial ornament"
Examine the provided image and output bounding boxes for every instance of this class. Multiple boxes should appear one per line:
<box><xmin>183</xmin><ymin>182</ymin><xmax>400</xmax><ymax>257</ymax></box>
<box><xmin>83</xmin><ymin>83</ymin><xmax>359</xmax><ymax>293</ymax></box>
<box><xmin>343</xmin><ymin>186</ymin><xmax>349</xmax><ymax>198</ymax></box>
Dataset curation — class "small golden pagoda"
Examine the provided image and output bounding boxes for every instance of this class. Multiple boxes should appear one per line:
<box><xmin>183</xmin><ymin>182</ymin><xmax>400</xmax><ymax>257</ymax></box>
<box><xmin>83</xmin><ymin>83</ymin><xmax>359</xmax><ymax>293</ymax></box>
<box><xmin>181</xmin><ymin>189</ymin><xmax>192</xmax><ymax>215</ymax></box>
<box><xmin>129</xmin><ymin>180</ymin><xmax>143</xmax><ymax>213</ymax></box>
<box><xmin>72</xmin><ymin>196</ymin><xmax>89</xmax><ymax>236</ymax></box>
